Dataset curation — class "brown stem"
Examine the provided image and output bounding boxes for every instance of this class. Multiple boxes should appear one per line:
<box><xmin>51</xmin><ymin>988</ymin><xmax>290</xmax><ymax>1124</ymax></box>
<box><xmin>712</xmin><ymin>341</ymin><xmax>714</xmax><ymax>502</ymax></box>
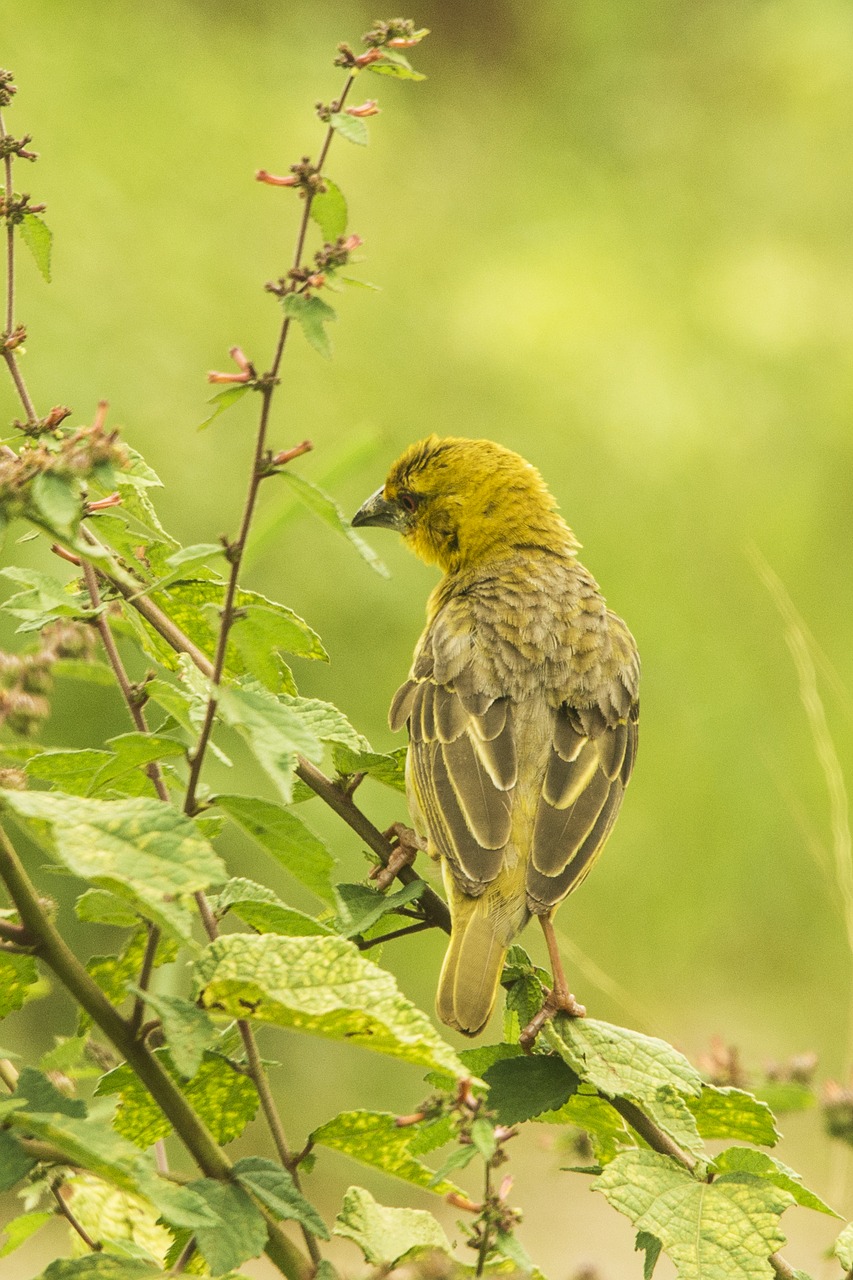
<box><xmin>356</xmin><ymin>920</ymin><xmax>434</xmax><ymax>950</ymax></box>
<box><xmin>169</xmin><ymin>1236</ymin><xmax>197</xmax><ymax>1275</ymax></box>
<box><xmin>475</xmin><ymin>1162</ymin><xmax>492</xmax><ymax>1277</ymax></box>
<box><xmin>51</xmin><ymin>1180</ymin><xmax>102</xmax><ymax>1252</ymax></box>
<box><xmin>0</xmin><ymin>108</ymin><xmax>38</xmax><ymax>424</ymax></box>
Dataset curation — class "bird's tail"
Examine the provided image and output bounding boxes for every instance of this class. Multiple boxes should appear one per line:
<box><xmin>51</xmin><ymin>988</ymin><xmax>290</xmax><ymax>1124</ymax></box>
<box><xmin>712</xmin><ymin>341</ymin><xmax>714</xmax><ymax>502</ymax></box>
<box><xmin>437</xmin><ymin>878</ymin><xmax>529</xmax><ymax>1036</ymax></box>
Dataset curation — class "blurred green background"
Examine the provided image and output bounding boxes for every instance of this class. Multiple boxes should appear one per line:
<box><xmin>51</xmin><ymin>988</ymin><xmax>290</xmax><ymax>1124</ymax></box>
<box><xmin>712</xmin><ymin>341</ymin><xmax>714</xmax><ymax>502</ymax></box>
<box><xmin>3</xmin><ymin>0</ymin><xmax>853</xmax><ymax>1274</ymax></box>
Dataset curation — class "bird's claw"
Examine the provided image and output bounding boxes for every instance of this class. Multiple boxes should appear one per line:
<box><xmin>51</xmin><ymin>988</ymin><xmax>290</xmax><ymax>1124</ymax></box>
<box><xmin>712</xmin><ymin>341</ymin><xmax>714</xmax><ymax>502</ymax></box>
<box><xmin>370</xmin><ymin>822</ymin><xmax>427</xmax><ymax>890</ymax></box>
<box><xmin>519</xmin><ymin>987</ymin><xmax>586</xmax><ymax>1053</ymax></box>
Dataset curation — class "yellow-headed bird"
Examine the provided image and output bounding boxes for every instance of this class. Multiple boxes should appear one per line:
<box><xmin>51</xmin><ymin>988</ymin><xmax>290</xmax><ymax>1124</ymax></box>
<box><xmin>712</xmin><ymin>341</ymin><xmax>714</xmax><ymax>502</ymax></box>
<box><xmin>352</xmin><ymin>437</ymin><xmax>639</xmax><ymax>1038</ymax></box>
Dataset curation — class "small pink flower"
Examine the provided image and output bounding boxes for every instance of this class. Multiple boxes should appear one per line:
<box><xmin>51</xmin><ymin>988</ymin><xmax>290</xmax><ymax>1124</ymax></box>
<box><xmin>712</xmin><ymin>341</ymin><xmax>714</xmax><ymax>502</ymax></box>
<box><xmin>306</xmin><ymin>273</ymin><xmax>326</xmax><ymax>288</ymax></box>
<box><xmin>354</xmin><ymin>48</ymin><xmax>384</xmax><ymax>67</ymax></box>
<box><xmin>255</xmin><ymin>169</ymin><xmax>297</xmax><ymax>187</ymax></box>
<box><xmin>498</xmin><ymin>1175</ymin><xmax>514</xmax><ymax>1201</ymax></box>
<box><xmin>341</xmin><ymin>234</ymin><xmax>363</xmax><ymax>252</ymax></box>
<box><xmin>207</xmin><ymin>370</ymin><xmax>251</xmax><ymax>385</ymax></box>
<box><xmin>271</xmin><ymin>440</ymin><xmax>313</xmax><ymax>467</ymax></box>
<box><xmin>387</xmin><ymin>36</ymin><xmax>420</xmax><ymax>47</ymax></box>
<box><xmin>229</xmin><ymin>346</ymin><xmax>252</xmax><ymax>374</ymax></box>
<box><xmin>86</xmin><ymin>492</ymin><xmax>122</xmax><ymax>512</ymax></box>
<box><xmin>346</xmin><ymin>100</ymin><xmax>380</xmax><ymax>118</ymax></box>
<box><xmin>445</xmin><ymin>1193</ymin><xmax>482</xmax><ymax>1214</ymax></box>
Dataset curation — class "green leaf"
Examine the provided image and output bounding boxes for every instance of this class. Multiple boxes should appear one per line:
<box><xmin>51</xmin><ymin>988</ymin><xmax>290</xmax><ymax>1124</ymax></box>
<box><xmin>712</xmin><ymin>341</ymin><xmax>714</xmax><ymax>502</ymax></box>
<box><xmin>39</xmin><ymin>1034</ymin><xmax>91</xmax><ymax>1074</ymax></box>
<box><xmin>334</xmin><ymin>881</ymin><xmax>425</xmax><ymax>938</ymax></box>
<box><xmin>233</xmin><ymin>1156</ymin><xmax>329</xmax><ymax>1237</ymax></box>
<box><xmin>217</xmin><ymin>683</ymin><xmax>368</xmax><ymax>805</ymax></box>
<box><xmin>40</xmin><ymin>1259</ymin><xmax>160</xmax><ymax>1280</ymax></box>
<box><xmin>493</xmin><ymin>1229</ymin><xmax>533</xmax><ymax>1273</ymax></box>
<box><xmin>482</xmin><ymin>1054</ymin><xmax>578</xmax><ymax>1124</ymax></box>
<box><xmin>6</xmin><ymin>1107</ymin><xmax>216</xmax><ymax>1228</ymax></box>
<box><xmin>334</xmin><ymin>1186</ymin><xmax>451</xmax><ymax>1266</ymax></box>
<box><xmin>0</xmin><ymin>950</ymin><xmax>38</xmax><ymax>1018</ymax></box>
<box><xmin>0</xmin><ymin>1128</ymin><xmax>36</xmax><ymax>1190</ymax></box>
<box><xmin>94</xmin><ymin>732</ymin><xmax>186</xmax><ymax>791</ymax></box>
<box><xmin>53</xmin><ymin>659</ymin><xmax>116</xmax><ymax>686</ymax></box>
<box><xmin>428</xmin><ymin>1142</ymin><xmax>478</xmax><ymax>1186</ymax></box>
<box><xmin>283</xmin><ymin>292</ymin><xmax>337</xmax><ymax>358</ymax></box>
<box><xmin>688</xmin><ymin>1085</ymin><xmax>781</xmax><ymax>1146</ymax></box>
<box><xmin>0</xmin><ymin>1210</ymin><xmax>52</xmax><ymax>1257</ymax></box>
<box><xmin>228</xmin><ymin>604</ymin><xmax>326</xmax><ymax>695</ymax></box>
<box><xmin>0</xmin><ymin>566</ymin><xmax>93</xmax><ymax>633</ymax></box>
<box><xmin>329</xmin><ymin>113</ymin><xmax>369</xmax><ymax>146</ymax></box>
<box><xmin>96</xmin><ymin>1049</ymin><xmax>258</xmax><ymax>1147</ymax></box>
<box><xmin>594</xmin><ymin>1149</ymin><xmax>793</xmax><ymax>1280</ymax></box>
<box><xmin>279</xmin><ymin>471</ymin><xmax>390</xmax><ymax>577</ymax></box>
<box><xmin>311</xmin><ymin>1110</ymin><xmax>460</xmax><ymax>1195</ymax></box>
<box><xmin>216</xmin><ymin>794</ymin><xmax>336</xmax><ymax>903</ymax></box>
<box><xmin>127</xmin><ymin>987</ymin><xmax>217</xmax><ymax>1079</ymax></box>
<box><xmin>31</xmin><ymin>472</ymin><xmax>81</xmax><ymax>536</ymax></box>
<box><xmin>332</xmin><ymin>743</ymin><xmax>407</xmax><ymax>792</ymax></box>
<box><xmin>754</xmin><ymin>1081</ymin><xmax>815</xmax><ymax>1113</ymax></box>
<box><xmin>545</xmin><ymin>1014</ymin><xmax>702</xmax><ymax>1109</ymax></box>
<box><xmin>27</xmin><ymin>749</ymin><xmax>115</xmax><ymax>797</ymax></box>
<box><xmin>186</xmin><ymin>1178</ymin><xmax>268</xmax><ymax>1274</ymax></box>
<box><xmin>311</xmin><ymin>178</ymin><xmax>348</xmax><ymax>240</ymax></box>
<box><xmin>199</xmin><ymin>383</ymin><xmax>252</xmax><ymax>430</ymax></box>
<box><xmin>635</xmin><ymin>1230</ymin><xmax>662</xmax><ymax>1280</ymax></box>
<box><xmin>76</xmin><ymin>888</ymin><xmax>140</xmax><ymax>928</ymax></box>
<box><xmin>835</xmin><ymin>1221</ymin><xmax>853</xmax><ymax>1269</ymax></box>
<box><xmin>644</xmin><ymin>1086</ymin><xmax>705</xmax><ymax>1159</ymax></box>
<box><xmin>547</xmin><ymin>1091</ymin><xmax>634</xmax><ymax>1164</ymax></box>
<box><xmin>0</xmin><ymin>789</ymin><xmax>226</xmax><ymax>942</ymax></box>
<box><xmin>367</xmin><ymin>50</ymin><xmax>427</xmax><ymax>81</ymax></box>
<box><xmin>19</xmin><ymin>212</ymin><xmax>52</xmax><ymax>282</ymax></box>
<box><xmin>212</xmin><ymin>877</ymin><xmax>333</xmax><ymax>937</ymax></box>
<box><xmin>195</xmin><ymin>933</ymin><xmax>468</xmax><ymax>1078</ymax></box>
<box><xmin>84</xmin><ymin>929</ymin><xmax>177</xmax><ymax>1028</ymax></box>
<box><xmin>470</xmin><ymin>1115</ymin><xmax>498</xmax><ymax>1161</ymax></box>
<box><xmin>14</xmin><ymin>1065</ymin><xmax>87</xmax><ymax>1117</ymax></box>
<box><xmin>711</xmin><ymin>1147</ymin><xmax>838</xmax><ymax>1216</ymax></box>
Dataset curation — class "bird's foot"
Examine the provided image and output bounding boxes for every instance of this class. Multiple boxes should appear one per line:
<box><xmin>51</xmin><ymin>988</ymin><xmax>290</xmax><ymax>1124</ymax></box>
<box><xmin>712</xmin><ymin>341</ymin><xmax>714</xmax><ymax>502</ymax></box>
<box><xmin>519</xmin><ymin>987</ymin><xmax>586</xmax><ymax>1053</ymax></box>
<box><xmin>370</xmin><ymin>823</ymin><xmax>427</xmax><ymax>891</ymax></box>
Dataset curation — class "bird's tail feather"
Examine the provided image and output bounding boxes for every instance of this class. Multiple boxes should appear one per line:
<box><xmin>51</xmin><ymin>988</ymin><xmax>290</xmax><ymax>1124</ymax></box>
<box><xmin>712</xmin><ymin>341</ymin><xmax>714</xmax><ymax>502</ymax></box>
<box><xmin>436</xmin><ymin>903</ymin><xmax>508</xmax><ymax>1037</ymax></box>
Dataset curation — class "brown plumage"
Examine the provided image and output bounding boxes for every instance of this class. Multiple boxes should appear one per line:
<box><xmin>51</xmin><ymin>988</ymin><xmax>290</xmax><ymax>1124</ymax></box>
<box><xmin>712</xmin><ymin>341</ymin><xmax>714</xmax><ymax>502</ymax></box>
<box><xmin>353</xmin><ymin>436</ymin><xmax>639</xmax><ymax>1037</ymax></box>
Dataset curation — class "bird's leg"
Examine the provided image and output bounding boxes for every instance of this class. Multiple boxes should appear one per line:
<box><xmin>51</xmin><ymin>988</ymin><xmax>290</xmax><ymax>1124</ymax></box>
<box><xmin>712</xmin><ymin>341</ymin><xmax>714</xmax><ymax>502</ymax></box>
<box><xmin>519</xmin><ymin>914</ymin><xmax>586</xmax><ymax>1051</ymax></box>
<box><xmin>370</xmin><ymin>822</ymin><xmax>428</xmax><ymax>891</ymax></box>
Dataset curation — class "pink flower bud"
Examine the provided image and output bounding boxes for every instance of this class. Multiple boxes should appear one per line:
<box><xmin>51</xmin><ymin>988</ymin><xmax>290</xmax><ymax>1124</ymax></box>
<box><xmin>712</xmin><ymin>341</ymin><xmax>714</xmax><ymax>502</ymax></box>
<box><xmin>346</xmin><ymin>100</ymin><xmax>380</xmax><ymax>118</ymax></box>
<box><xmin>498</xmin><ymin>1175</ymin><xmax>514</xmax><ymax>1201</ymax></box>
<box><xmin>207</xmin><ymin>370</ymin><xmax>251</xmax><ymax>384</ymax></box>
<box><xmin>86</xmin><ymin>492</ymin><xmax>122</xmax><ymax>512</ymax></box>
<box><xmin>445</xmin><ymin>1193</ymin><xmax>482</xmax><ymax>1214</ymax></box>
<box><xmin>256</xmin><ymin>169</ymin><xmax>297</xmax><ymax>187</ymax></box>
<box><xmin>306</xmin><ymin>273</ymin><xmax>326</xmax><ymax>288</ymax></box>
<box><xmin>229</xmin><ymin>346</ymin><xmax>252</xmax><ymax>374</ymax></box>
<box><xmin>341</xmin><ymin>234</ymin><xmax>363</xmax><ymax>252</ymax></box>
<box><xmin>271</xmin><ymin>440</ymin><xmax>313</xmax><ymax>467</ymax></box>
<box><xmin>387</xmin><ymin>37</ymin><xmax>420</xmax><ymax>47</ymax></box>
<box><xmin>354</xmin><ymin>48</ymin><xmax>384</xmax><ymax>67</ymax></box>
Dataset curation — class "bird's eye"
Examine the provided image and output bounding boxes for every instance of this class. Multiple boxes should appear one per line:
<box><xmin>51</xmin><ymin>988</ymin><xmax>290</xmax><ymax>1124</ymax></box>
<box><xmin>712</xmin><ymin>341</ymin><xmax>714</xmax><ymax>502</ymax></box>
<box><xmin>399</xmin><ymin>491</ymin><xmax>419</xmax><ymax>513</ymax></box>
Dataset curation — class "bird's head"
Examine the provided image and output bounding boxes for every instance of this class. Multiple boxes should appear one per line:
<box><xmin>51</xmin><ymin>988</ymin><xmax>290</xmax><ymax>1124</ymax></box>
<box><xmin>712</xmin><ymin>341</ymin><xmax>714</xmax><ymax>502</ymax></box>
<box><xmin>352</xmin><ymin>435</ymin><xmax>578</xmax><ymax>574</ymax></box>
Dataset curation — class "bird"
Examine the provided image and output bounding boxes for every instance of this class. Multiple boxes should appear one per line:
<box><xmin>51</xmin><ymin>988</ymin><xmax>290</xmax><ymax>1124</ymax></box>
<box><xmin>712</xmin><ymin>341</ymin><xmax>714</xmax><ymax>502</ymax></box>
<box><xmin>351</xmin><ymin>436</ymin><xmax>639</xmax><ymax>1040</ymax></box>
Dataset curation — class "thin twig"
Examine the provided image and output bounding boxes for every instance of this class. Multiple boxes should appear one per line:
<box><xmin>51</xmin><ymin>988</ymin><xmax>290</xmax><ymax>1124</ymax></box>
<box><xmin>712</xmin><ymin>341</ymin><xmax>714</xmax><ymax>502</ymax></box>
<box><xmin>0</xmin><ymin>106</ymin><xmax>38</xmax><ymax>424</ymax></box>
<box><xmin>51</xmin><ymin>1180</ymin><xmax>102</xmax><ymax>1253</ymax></box>
<box><xmin>183</xmin><ymin>71</ymin><xmax>355</xmax><ymax>818</ymax></box>
<box><xmin>357</xmin><ymin>920</ymin><xmax>434</xmax><ymax>950</ymax></box>
<box><xmin>168</xmin><ymin>1236</ymin><xmax>197</xmax><ymax>1275</ymax></box>
<box><xmin>475</xmin><ymin>1163</ymin><xmax>492</xmax><ymax>1277</ymax></box>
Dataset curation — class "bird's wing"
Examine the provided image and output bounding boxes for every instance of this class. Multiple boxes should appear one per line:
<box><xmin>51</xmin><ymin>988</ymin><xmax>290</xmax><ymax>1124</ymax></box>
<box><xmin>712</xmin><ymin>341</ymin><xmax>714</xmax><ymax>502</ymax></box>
<box><xmin>389</xmin><ymin>626</ymin><xmax>516</xmax><ymax>894</ymax></box>
<box><xmin>526</xmin><ymin>611</ymin><xmax>639</xmax><ymax>912</ymax></box>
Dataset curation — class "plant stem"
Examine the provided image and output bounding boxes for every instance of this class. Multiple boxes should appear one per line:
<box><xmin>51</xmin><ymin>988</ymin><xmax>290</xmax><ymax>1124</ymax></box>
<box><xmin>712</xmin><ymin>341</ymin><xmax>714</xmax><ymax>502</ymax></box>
<box><xmin>357</xmin><ymin>921</ymin><xmax>434</xmax><ymax>950</ymax></box>
<box><xmin>0</xmin><ymin>822</ymin><xmax>312</xmax><ymax>1280</ymax></box>
<box><xmin>0</xmin><ymin>107</ymin><xmax>38</xmax><ymax>424</ymax></box>
<box><xmin>475</xmin><ymin>1163</ymin><xmax>492</xmax><ymax>1277</ymax></box>
<box><xmin>51</xmin><ymin>1179</ymin><xmax>102</xmax><ymax>1252</ymax></box>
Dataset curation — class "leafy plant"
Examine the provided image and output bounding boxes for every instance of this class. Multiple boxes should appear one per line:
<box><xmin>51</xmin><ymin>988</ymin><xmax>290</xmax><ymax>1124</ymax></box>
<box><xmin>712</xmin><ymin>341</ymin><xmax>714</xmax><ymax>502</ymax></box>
<box><xmin>0</xmin><ymin>32</ymin><xmax>849</xmax><ymax>1280</ymax></box>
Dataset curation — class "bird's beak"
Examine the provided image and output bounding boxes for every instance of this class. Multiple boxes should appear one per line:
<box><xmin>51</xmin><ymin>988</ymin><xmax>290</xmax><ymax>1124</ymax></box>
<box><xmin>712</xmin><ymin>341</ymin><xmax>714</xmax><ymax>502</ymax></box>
<box><xmin>351</xmin><ymin>486</ymin><xmax>404</xmax><ymax>530</ymax></box>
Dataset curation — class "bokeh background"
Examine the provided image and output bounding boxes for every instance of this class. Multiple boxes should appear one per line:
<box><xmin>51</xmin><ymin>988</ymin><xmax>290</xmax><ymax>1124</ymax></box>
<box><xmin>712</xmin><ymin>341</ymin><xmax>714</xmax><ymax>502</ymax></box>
<box><xmin>3</xmin><ymin>0</ymin><xmax>853</xmax><ymax>1275</ymax></box>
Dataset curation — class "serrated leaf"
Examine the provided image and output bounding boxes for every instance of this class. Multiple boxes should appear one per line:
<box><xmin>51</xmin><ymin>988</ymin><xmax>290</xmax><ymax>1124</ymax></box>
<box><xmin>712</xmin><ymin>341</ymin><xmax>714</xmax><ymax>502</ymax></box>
<box><xmin>0</xmin><ymin>789</ymin><xmax>226</xmax><ymax>942</ymax></box>
<box><xmin>0</xmin><ymin>1128</ymin><xmax>36</xmax><ymax>1190</ymax></box>
<box><xmin>199</xmin><ymin>383</ymin><xmax>252</xmax><ymax>430</ymax></box>
<box><xmin>6</xmin><ymin>1108</ymin><xmax>216</xmax><ymax>1229</ymax></box>
<box><xmin>835</xmin><ymin>1221</ymin><xmax>853</xmax><ymax>1269</ymax></box>
<box><xmin>311</xmin><ymin>1110</ymin><xmax>459</xmax><ymax>1195</ymax></box>
<box><xmin>187</xmin><ymin>1178</ymin><xmax>268</xmax><ymax>1273</ymax></box>
<box><xmin>127</xmin><ymin>988</ymin><xmax>216</xmax><ymax>1078</ymax></box>
<box><xmin>636</xmin><ymin>1230</ymin><xmax>662</xmax><ymax>1279</ymax></box>
<box><xmin>334</xmin><ymin>881</ymin><xmax>425</xmax><ymax>938</ymax></box>
<box><xmin>31</xmin><ymin>472</ymin><xmax>81</xmax><ymax>536</ymax></box>
<box><xmin>94</xmin><ymin>732</ymin><xmax>186</xmax><ymax>792</ymax></box>
<box><xmin>27</xmin><ymin>749</ymin><xmax>115</xmax><ymax>797</ymax></box>
<box><xmin>20</xmin><ymin>212</ymin><xmax>52</xmax><ymax>282</ymax></box>
<box><xmin>547</xmin><ymin>1091</ymin><xmax>634</xmax><ymax>1164</ymax></box>
<box><xmin>329</xmin><ymin>113</ymin><xmax>369</xmax><ymax>146</ymax></box>
<box><xmin>39</xmin><ymin>1034</ymin><xmax>90</xmax><ymax>1074</ymax></box>
<box><xmin>0</xmin><ymin>1210</ymin><xmax>52</xmax><ymax>1257</ymax></box>
<box><xmin>14</xmin><ymin>1065</ymin><xmax>87</xmax><ymax>1117</ymax></box>
<box><xmin>0</xmin><ymin>950</ymin><xmax>38</xmax><ymax>1018</ymax></box>
<box><xmin>217</xmin><ymin>683</ymin><xmax>368</xmax><ymax>805</ymax></box>
<box><xmin>688</xmin><ymin>1085</ymin><xmax>781</xmax><ymax>1146</ymax></box>
<box><xmin>76</xmin><ymin>888</ymin><xmax>140</xmax><ymax>928</ymax></box>
<box><xmin>470</xmin><ymin>1115</ymin><xmax>498</xmax><ymax>1161</ymax></box>
<box><xmin>334</xmin><ymin>1186</ymin><xmax>451</xmax><ymax>1266</ymax></box>
<box><xmin>84</xmin><ymin>929</ymin><xmax>177</xmax><ymax>1029</ymax></box>
<box><xmin>332</xmin><ymin>742</ymin><xmax>407</xmax><ymax>792</ymax></box>
<box><xmin>195</xmin><ymin>933</ymin><xmax>467</xmax><ymax>1077</ymax></box>
<box><xmin>233</xmin><ymin>1156</ymin><xmax>329</xmax><ymax>1238</ymax></box>
<box><xmin>283</xmin><ymin>292</ymin><xmax>337</xmax><ymax>358</ymax></box>
<box><xmin>712</xmin><ymin>1147</ymin><xmax>838</xmax><ymax>1216</ymax></box>
<box><xmin>40</xmin><ymin>1259</ymin><xmax>160</xmax><ymax>1280</ymax></box>
<box><xmin>493</xmin><ymin>1229</ymin><xmax>533</xmax><ymax>1273</ymax></box>
<box><xmin>229</xmin><ymin>604</ymin><xmax>327</xmax><ymax>695</ymax></box>
<box><xmin>96</xmin><ymin>1049</ymin><xmax>258</xmax><ymax>1147</ymax></box>
<box><xmin>0</xmin><ymin>566</ymin><xmax>93</xmax><ymax>632</ymax></box>
<box><xmin>216</xmin><ymin>794</ymin><xmax>336</xmax><ymax>903</ymax></box>
<box><xmin>429</xmin><ymin>1141</ymin><xmax>478</xmax><ymax>1186</ymax></box>
<box><xmin>545</xmin><ymin>1015</ymin><xmax>702</xmax><ymax>1109</ymax></box>
<box><xmin>482</xmin><ymin>1054</ymin><xmax>578</xmax><ymax>1124</ymax></box>
<box><xmin>645</xmin><ymin>1086</ymin><xmax>705</xmax><ymax>1159</ymax></box>
<box><xmin>280</xmin><ymin>471</ymin><xmax>389</xmax><ymax>577</ymax></box>
<box><xmin>56</xmin><ymin>1171</ymin><xmax>173</xmax><ymax>1268</ymax></box>
<box><xmin>594</xmin><ymin>1149</ymin><xmax>793</xmax><ymax>1280</ymax></box>
<box><xmin>311</xmin><ymin>178</ymin><xmax>348</xmax><ymax>240</ymax></box>
<box><xmin>367</xmin><ymin>59</ymin><xmax>426</xmax><ymax>81</ymax></box>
